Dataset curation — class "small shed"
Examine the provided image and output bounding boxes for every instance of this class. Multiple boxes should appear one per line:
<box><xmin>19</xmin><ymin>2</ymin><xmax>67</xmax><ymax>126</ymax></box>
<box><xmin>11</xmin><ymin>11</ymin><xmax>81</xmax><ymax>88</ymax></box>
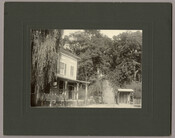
<box><xmin>117</xmin><ymin>89</ymin><xmax>134</xmax><ymax>104</ymax></box>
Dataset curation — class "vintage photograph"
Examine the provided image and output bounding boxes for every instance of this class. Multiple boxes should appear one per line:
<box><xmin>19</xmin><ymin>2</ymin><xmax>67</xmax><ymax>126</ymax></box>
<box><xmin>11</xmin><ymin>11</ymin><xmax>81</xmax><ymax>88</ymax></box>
<box><xmin>31</xmin><ymin>29</ymin><xmax>142</xmax><ymax>108</ymax></box>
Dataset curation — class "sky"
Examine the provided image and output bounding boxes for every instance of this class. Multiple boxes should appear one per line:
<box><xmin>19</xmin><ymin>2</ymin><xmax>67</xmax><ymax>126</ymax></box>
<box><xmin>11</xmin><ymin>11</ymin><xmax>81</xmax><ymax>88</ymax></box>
<box><xmin>63</xmin><ymin>29</ymin><xmax>142</xmax><ymax>39</ymax></box>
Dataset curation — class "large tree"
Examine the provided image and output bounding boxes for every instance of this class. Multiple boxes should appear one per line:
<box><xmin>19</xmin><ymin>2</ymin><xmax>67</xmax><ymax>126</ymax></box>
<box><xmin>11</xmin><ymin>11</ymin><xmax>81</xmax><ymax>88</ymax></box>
<box><xmin>107</xmin><ymin>31</ymin><xmax>142</xmax><ymax>87</ymax></box>
<box><xmin>31</xmin><ymin>29</ymin><xmax>62</xmax><ymax>106</ymax></box>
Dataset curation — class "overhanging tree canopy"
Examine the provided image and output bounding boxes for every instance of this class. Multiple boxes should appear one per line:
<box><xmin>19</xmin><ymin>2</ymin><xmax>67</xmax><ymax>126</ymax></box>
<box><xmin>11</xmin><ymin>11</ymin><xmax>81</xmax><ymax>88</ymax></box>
<box><xmin>31</xmin><ymin>29</ymin><xmax>62</xmax><ymax>105</ymax></box>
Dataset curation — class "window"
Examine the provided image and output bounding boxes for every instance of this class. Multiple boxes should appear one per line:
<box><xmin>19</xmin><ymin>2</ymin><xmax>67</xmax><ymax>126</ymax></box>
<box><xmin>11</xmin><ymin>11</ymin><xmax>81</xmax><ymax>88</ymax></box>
<box><xmin>60</xmin><ymin>62</ymin><xmax>66</xmax><ymax>75</ymax></box>
<box><xmin>70</xmin><ymin>66</ymin><xmax>74</xmax><ymax>77</ymax></box>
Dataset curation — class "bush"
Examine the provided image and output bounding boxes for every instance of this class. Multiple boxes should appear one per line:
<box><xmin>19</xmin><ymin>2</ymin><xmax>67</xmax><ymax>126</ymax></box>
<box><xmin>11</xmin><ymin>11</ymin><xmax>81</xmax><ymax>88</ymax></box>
<box><xmin>88</xmin><ymin>79</ymin><xmax>103</xmax><ymax>104</ymax></box>
<box><xmin>78</xmin><ymin>87</ymin><xmax>86</xmax><ymax>100</ymax></box>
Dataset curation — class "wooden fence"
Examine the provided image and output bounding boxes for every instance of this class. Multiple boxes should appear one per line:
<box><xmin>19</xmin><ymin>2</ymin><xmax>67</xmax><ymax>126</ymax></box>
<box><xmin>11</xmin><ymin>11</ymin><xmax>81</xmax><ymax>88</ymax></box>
<box><xmin>133</xmin><ymin>98</ymin><xmax>141</xmax><ymax>105</ymax></box>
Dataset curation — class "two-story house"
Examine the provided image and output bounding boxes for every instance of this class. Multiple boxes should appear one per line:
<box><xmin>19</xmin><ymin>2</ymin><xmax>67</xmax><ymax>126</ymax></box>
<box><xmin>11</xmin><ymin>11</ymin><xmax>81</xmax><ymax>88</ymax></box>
<box><xmin>55</xmin><ymin>48</ymin><xmax>90</xmax><ymax>103</ymax></box>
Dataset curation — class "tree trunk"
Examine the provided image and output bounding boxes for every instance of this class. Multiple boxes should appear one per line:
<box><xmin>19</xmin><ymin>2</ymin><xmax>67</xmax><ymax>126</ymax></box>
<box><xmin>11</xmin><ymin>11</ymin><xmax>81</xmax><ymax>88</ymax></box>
<box><xmin>134</xmin><ymin>70</ymin><xmax>139</xmax><ymax>81</ymax></box>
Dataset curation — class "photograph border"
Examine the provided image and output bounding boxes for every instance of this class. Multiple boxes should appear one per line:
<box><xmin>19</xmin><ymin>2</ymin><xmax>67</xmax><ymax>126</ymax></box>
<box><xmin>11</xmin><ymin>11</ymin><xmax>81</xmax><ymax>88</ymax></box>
<box><xmin>29</xmin><ymin>29</ymin><xmax>143</xmax><ymax>108</ymax></box>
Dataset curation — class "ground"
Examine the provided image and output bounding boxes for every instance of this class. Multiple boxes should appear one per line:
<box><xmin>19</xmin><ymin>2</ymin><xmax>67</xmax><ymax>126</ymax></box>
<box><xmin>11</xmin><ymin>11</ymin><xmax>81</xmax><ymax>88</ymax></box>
<box><xmin>81</xmin><ymin>103</ymin><xmax>141</xmax><ymax>108</ymax></box>
<box><xmin>38</xmin><ymin>103</ymin><xmax>141</xmax><ymax>108</ymax></box>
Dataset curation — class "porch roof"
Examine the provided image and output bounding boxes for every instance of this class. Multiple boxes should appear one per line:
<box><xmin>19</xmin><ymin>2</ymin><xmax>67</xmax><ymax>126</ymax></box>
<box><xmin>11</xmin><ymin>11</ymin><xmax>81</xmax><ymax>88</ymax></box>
<box><xmin>57</xmin><ymin>74</ymin><xmax>90</xmax><ymax>84</ymax></box>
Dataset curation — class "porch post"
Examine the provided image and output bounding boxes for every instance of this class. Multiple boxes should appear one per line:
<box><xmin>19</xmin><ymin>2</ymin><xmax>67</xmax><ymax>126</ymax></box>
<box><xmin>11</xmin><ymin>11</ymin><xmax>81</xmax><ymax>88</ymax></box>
<box><xmin>64</xmin><ymin>81</ymin><xmax>68</xmax><ymax>100</ymax></box>
<box><xmin>127</xmin><ymin>93</ymin><xmax>130</xmax><ymax>104</ymax></box>
<box><xmin>76</xmin><ymin>83</ymin><xmax>79</xmax><ymax>105</ymax></box>
<box><xmin>73</xmin><ymin>85</ymin><xmax>76</xmax><ymax>100</ymax></box>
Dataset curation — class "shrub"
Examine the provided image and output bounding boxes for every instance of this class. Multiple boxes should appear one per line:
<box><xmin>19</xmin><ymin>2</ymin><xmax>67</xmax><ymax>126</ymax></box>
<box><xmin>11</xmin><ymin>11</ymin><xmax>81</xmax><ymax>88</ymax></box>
<box><xmin>125</xmin><ymin>81</ymin><xmax>142</xmax><ymax>99</ymax></box>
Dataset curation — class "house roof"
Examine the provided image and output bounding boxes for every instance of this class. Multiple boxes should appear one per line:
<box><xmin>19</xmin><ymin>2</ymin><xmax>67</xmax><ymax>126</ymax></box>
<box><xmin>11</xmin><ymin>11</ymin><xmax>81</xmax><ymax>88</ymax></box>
<box><xmin>118</xmin><ymin>89</ymin><xmax>134</xmax><ymax>92</ymax></box>
<box><xmin>60</xmin><ymin>48</ymin><xmax>81</xmax><ymax>60</ymax></box>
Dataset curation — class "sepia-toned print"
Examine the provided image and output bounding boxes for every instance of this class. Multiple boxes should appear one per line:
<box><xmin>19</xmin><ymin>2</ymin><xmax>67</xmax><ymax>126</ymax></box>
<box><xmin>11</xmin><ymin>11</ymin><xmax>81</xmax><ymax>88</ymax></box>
<box><xmin>31</xmin><ymin>29</ymin><xmax>142</xmax><ymax>108</ymax></box>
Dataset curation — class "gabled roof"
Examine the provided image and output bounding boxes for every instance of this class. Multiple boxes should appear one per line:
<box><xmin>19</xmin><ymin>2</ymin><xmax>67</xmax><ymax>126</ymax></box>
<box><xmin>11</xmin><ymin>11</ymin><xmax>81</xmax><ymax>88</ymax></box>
<box><xmin>60</xmin><ymin>48</ymin><xmax>81</xmax><ymax>60</ymax></box>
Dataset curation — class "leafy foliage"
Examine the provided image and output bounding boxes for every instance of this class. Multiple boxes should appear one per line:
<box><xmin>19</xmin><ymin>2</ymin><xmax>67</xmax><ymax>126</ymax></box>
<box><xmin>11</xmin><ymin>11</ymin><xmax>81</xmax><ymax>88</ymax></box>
<box><xmin>107</xmin><ymin>31</ymin><xmax>142</xmax><ymax>87</ymax></box>
<box><xmin>62</xmin><ymin>30</ymin><xmax>142</xmax><ymax>100</ymax></box>
<box><xmin>62</xmin><ymin>30</ymin><xmax>113</xmax><ymax>82</ymax></box>
<box><xmin>31</xmin><ymin>29</ymin><xmax>62</xmax><ymax>105</ymax></box>
<box><xmin>125</xmin><ymin>81</ymin><xmax>142</xmax><ymax>99</ymax></box>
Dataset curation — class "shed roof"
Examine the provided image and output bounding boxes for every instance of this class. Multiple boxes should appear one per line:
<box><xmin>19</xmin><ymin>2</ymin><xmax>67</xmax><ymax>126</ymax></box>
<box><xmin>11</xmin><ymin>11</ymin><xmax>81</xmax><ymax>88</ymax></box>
<box><xmin>118</xmin><ymin>89</ymin><xmax>134</xmax><ymax>92</ymax></box>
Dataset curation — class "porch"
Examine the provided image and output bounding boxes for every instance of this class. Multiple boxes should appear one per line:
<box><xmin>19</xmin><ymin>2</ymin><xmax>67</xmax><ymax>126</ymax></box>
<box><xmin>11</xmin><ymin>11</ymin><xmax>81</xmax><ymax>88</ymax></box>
<box><xmin>46</xmin><ymin>74</ymin><xmax>90</xmax><ymax>107</ymax></box>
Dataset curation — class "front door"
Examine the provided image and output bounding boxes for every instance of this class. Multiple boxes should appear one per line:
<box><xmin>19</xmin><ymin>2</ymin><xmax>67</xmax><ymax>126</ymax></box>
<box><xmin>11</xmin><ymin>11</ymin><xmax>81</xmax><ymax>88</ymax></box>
<box><xmin>119</xmin><ymin>92</ymin><xmax>130</xmax><ymax>104</ymax></box>
<box><xmin>68</xmin><ymin>85</ymin><xmax>74</xmax><ymax>99</ymax></box>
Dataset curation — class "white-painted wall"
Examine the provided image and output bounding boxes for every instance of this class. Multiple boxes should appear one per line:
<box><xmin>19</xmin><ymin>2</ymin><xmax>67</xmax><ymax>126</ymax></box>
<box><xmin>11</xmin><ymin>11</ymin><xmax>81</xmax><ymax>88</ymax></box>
<box><xmin>58</xmin><ymin>52</ymin><xmax>78</xmax><ymax>80</ymax></box>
